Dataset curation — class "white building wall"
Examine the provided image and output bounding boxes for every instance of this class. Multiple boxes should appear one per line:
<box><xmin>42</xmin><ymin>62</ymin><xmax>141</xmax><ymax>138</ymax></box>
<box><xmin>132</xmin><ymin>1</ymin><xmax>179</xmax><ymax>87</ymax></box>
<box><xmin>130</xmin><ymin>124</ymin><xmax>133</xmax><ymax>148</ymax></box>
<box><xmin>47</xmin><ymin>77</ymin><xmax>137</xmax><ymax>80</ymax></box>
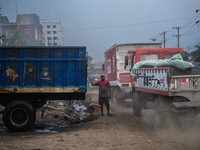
<box><xmin>40</xmin><ymin>19</ymin><xmax>64</xmax><ymax>46</ymax></box>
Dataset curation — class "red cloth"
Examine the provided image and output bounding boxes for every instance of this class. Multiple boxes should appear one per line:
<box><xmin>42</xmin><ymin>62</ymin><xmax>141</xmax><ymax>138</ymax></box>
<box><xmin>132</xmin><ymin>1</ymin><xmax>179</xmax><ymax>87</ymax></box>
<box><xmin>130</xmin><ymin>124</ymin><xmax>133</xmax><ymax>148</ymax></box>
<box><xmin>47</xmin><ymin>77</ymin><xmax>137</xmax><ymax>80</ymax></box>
<box><xmin>89</xmin><ymin>103</ymin><xmax>101</xmax><ymax>112</ymax></box>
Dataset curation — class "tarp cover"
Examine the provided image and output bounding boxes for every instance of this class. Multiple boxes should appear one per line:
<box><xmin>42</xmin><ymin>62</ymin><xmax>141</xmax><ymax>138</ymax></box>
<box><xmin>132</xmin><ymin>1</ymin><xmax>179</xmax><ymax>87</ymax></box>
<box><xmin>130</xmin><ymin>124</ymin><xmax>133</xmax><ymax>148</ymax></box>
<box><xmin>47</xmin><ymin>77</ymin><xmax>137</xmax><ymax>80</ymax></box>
<box><xmin>131</xmin><ymin>54</ymin><xmax>194</xmax><ymax>78</ymax></box>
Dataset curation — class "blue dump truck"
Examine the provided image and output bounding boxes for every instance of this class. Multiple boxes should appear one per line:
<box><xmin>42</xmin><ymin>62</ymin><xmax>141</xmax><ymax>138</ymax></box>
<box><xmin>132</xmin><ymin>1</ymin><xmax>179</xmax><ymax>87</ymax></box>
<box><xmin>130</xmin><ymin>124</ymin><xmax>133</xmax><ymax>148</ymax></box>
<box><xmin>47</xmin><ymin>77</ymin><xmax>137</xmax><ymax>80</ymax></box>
<box><xmin>0</xmin><ymin>46</ymin><xmax>87</xmax><ymax>131</ymax></box>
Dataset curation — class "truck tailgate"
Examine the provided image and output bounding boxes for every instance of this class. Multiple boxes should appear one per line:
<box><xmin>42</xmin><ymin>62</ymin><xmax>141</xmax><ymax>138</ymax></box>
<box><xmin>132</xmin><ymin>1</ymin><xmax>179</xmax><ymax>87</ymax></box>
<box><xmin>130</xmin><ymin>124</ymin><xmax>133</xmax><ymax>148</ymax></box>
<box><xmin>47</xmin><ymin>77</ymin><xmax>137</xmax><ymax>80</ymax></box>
<box><xmin>135</xmin><ymin>66</ymin><xmax>200</xmax><ymax>96</ymax></box>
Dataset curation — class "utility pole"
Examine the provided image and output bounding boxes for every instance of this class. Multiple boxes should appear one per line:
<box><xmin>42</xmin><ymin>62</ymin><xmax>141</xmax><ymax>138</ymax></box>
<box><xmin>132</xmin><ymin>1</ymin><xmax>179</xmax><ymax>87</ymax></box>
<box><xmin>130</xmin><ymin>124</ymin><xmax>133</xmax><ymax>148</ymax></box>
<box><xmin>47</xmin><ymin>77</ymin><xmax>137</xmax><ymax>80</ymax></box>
<box><xmin>172</xmin><ymin>27</ymin><xmax>181</xmax><ymax>48</ymax></box>
<box><xmin>16</xmin><ymin>2</ymin><xmax>18</xmax><ymax>17</ymax></box>
<box><xmin>0</xmin><ymin>3</ymin><xmax>2</xmax><ymax>17</ymax></box>
<box><xmin>160</xmin><ymin>31</ymin><xmax>166</xmax><ymax>48</ymax></box>
<box><xmin>188</xmin><ymin>45</ymin><xmax>192</xmax><ymax>53</ymax></box>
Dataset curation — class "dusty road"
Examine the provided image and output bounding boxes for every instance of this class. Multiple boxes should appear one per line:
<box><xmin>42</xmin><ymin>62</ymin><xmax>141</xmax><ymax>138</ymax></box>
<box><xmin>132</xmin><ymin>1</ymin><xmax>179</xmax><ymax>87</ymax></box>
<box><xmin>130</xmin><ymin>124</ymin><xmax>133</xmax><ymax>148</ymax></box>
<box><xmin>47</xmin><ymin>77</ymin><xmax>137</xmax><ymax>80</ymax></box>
<box><xmin>0</xmin><ymin>91</ymin><xmax>200</xmax><ymax>150</ymax></box>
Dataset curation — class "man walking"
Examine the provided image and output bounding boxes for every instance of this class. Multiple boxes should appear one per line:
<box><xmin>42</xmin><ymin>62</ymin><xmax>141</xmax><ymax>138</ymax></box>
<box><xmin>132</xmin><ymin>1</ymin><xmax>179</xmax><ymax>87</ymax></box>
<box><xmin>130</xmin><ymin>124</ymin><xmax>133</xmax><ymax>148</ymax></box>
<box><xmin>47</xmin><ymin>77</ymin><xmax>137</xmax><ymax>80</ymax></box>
<box><xmin>89</xmin><ymin>74</ymin><xmax>112</xmax><ymax>116</ymax></box>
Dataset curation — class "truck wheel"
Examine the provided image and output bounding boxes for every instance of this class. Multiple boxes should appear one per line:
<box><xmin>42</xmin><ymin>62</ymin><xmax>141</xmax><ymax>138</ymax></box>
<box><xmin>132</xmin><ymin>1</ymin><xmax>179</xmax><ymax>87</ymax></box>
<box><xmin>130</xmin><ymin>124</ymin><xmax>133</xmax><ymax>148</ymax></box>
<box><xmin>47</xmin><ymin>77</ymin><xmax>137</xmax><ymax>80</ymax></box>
<box><xmin>132</xmin><ymin>93</ymin><xmax>142</xmax><ymax>117</ymax></box>
<box><xmin>154</xmin><ymin>99</ymin><xmax>165</xmax><ymax>127</ymax></box>
<box><xmin>3</xmin><ymin>100</ymin><xmax>36</xmax><ymax>132</ymax></box>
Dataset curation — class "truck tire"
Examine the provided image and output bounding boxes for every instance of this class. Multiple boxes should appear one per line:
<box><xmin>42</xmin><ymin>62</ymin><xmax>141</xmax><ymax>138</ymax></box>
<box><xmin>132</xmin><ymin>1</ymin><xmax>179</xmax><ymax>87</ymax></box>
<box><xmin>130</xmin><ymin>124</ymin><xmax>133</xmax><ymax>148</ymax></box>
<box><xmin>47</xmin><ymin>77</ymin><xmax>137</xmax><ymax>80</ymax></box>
<box><xmin>3</xmin><ymin>100</ymin><xmax>36</xmax><ymax>132</ymax></box>
<box><xmin>154</xmin><ymin>98</ymin><xmax>165</xmax><ymax>127</ymax></box>
<box><xmin>132</xmin><ymin>93</ymin><xmax>142</xmax><ymax>117</ymax></box>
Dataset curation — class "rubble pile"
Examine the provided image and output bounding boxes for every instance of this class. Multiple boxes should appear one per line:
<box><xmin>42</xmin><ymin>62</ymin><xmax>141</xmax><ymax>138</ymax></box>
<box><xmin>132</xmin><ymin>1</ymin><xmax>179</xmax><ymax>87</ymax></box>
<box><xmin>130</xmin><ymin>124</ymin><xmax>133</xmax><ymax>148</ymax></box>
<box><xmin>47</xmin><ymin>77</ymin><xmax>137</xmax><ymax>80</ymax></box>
<box><xmin>43</xmin><ymin>100</ymin><xmax>95</xmax><ymax>125</ymax></box>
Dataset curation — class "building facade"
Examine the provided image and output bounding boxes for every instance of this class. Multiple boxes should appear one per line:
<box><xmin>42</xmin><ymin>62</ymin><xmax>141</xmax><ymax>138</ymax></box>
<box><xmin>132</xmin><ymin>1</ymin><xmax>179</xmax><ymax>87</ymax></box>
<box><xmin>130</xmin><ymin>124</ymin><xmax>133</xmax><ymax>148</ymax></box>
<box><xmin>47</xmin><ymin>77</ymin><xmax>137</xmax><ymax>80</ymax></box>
<box><xmin>88</xmin><ymin>68</ymin><xmax>104</xmax><ymax>76</ymax></box>
<box><xmin>0</xmin><ymin>14</ymin><xmax>43</xmax><ymax>45</ymax></box>
<box><xmin>40</xmin><ymin>19</ymin><xmax>64</xmax><ymax>46</ymax></box>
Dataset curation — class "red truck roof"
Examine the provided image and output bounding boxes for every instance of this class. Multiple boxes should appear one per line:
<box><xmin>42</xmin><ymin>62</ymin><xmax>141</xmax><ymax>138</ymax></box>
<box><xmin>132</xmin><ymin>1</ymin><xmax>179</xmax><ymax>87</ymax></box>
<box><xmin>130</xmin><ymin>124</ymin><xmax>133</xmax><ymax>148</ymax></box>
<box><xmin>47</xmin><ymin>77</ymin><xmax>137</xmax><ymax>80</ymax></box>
<box><xmin>135</xmin><ymin>48</ymin><xmax>184</xmax><ymax>54</ymax></box>
<box><xmin>135</xmin><ymin>48</ymin><xmax>184</xmax><ymax>63</ymax></box>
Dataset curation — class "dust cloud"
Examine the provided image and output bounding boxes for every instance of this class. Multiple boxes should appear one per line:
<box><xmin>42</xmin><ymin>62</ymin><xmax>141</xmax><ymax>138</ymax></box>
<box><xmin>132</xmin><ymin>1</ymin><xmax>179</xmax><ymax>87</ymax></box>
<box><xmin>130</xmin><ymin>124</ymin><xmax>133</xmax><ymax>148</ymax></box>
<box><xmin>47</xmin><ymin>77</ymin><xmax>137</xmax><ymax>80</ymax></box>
<box><xmin>140</xmin><ymin>109</ymin><xmax>200</xmax><ymax>149</ymax></box>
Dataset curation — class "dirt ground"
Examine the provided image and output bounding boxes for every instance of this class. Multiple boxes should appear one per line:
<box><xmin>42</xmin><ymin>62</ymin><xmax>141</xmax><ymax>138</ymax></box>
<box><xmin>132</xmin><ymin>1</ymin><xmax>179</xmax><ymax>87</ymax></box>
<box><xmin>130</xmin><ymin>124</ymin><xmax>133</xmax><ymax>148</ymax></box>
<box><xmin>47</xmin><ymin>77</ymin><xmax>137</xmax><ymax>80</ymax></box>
<box><xmin>0</xmin><ymin>91</ymin><xmax>200</xmax><ymax>150</ymax></box>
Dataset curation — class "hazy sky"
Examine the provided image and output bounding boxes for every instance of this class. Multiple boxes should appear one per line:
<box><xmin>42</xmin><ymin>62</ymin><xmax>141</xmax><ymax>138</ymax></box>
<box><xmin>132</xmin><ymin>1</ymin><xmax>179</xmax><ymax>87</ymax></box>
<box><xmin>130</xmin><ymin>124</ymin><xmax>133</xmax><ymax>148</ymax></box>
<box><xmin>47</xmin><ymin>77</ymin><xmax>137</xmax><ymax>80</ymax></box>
<box><xmin>1</xmin><ymin>0</ymin><xmax>200</xmax><ymax>62</ymax></box>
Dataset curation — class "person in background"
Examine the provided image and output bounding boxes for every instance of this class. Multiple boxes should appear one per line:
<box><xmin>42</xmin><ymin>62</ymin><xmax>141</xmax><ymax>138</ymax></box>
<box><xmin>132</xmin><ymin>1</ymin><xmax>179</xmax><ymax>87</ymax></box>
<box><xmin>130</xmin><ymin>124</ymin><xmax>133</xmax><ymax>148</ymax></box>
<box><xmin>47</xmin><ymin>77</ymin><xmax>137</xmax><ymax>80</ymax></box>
<box><xmin>89</xmin><ymin>74</ymin><xmax>112</xmax><ymax>116</ymax></box>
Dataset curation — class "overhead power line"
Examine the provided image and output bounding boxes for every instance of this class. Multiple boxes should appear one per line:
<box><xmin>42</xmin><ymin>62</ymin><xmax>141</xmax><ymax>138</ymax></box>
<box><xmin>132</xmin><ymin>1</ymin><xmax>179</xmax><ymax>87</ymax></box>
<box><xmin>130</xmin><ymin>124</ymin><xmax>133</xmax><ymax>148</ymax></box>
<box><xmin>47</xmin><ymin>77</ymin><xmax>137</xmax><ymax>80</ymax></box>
<box><xmin>181</xmin><ymin>12</ymin><xmax>197</xmax><ymax>28</ymax></box>
<box><xmin>65</xmin><ymin>17</ymin><xmax>193</xmax><ymax>31</ymax></box>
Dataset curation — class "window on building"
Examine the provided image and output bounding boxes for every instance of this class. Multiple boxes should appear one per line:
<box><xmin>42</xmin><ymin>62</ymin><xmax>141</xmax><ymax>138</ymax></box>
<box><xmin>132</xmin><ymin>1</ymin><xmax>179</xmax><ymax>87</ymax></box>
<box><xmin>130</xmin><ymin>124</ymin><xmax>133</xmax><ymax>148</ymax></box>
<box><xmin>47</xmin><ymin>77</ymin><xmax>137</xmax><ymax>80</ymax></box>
<box><xmin>47</xmin><ymin>37</ymin><xmax>52</xmax><ymax>46</ymax></box>
<box><xmin>47</xmin><ymin>31</ymin><xmax>51</xmax><ymax>34</ymax></box>
<box><xmin>53</xmin><ymin>25</ymin><xmax>56</xmax><ymax>28</ymax></box>
<box><xmin>53</xmin><ymin>31</ymin><xmax>57</xmax><ymax>34</ymax></box>
<box><xmin>24</xmin><ymin>29</ymin><xmax>30</xmax><ymax>34</ymax></box>
<box><xmin>6</xmin><ymin>30</ymin><xmax>14</xmax><ymax>36</ymax></box>
<box><xmin>47</xmin><ymin>25</ymin><xmax>50</xmax><ymax>28</ymax></box>
<box><xmin>47</xmin><ymin>37</ymin><xmax>52</xmax><ymax>40</ymax></box>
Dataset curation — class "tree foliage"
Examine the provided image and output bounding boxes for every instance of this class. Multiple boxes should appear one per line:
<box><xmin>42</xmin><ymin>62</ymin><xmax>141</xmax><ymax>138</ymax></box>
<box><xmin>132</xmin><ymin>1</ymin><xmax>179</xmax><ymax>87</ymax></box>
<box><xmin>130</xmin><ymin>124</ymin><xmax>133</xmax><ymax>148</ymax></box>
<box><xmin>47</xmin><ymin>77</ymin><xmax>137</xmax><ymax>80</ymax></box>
<box><xmin>88</xmin><ymin>55</ymin><xmax>95</xmax><ymax>69</ymax></box>
<box><xmin>8</xmin><ymin>28</ymin><xmax>28</xmax><ymax>46</ymax></box>
<box><xmin>189</xmin><ymin>44</ymin><xmax>200</xmax><ymax>62</ymax></box>
<box><xmin>7</xmin><ymin>28</ymin><xmax>45</xmax><ymax>46</ymax></box>
<box><xmin>27</xmin><ymin>40</ymin><xmax>45</xmax><ymax>46</ymax></box>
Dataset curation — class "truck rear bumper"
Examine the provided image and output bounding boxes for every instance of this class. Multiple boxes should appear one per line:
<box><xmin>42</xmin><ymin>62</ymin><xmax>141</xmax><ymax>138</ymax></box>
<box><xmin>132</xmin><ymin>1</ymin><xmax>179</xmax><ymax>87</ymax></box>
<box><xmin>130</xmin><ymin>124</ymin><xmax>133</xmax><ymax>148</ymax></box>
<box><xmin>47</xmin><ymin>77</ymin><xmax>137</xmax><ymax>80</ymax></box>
<box><xmin>112</xmin><ymin>87</ymin><xmax>132</xmax><ymax>99</ymax></box>
<box><xmin>121</xmin><ymin>87</ymin><xmax>131</xmax><ymax>94</ymax></box>
<box><xmin>172</xmin><ymin>102</ymin><xmax>200</xmax><ymax>108</ymax></box>
<box><xmin>171</xmin><ymin>101</ymin><xmax>200</xmax><ymax>112</ymax></box>
<box><xmin>120</xmin><ymin>88</ymin><xmax>132</xmax><ymax>98</ymax></box>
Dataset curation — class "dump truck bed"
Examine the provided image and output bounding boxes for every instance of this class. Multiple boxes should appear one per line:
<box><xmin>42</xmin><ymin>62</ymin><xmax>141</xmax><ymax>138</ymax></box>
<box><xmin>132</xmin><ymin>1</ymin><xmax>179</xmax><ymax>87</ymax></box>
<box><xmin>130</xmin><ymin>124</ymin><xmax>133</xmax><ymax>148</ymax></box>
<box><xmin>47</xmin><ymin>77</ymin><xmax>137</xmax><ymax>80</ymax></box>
<box><xmin>0</xmin><ymin>46</ymin><xmax>87</xmax><ymax>106</ymax></box>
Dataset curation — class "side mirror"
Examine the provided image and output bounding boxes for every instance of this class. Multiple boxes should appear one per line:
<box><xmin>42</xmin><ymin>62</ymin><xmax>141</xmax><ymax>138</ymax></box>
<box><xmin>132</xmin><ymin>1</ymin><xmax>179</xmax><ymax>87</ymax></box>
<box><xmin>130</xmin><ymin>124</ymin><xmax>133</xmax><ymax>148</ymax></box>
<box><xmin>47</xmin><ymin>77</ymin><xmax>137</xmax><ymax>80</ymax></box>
<box><xmin>125</xmin><ymin>56</ymin><xmax>128</xmax><ymax>67</ymax></box>
<box><xmin>179</xmin><ymin>51</ymin><xmax>188</xmax><ymax>60</ymax></box>
<box><xmin>102</xmin><ymin>64</ymin><xmax>105</xmax><ymax>71</ymax></box>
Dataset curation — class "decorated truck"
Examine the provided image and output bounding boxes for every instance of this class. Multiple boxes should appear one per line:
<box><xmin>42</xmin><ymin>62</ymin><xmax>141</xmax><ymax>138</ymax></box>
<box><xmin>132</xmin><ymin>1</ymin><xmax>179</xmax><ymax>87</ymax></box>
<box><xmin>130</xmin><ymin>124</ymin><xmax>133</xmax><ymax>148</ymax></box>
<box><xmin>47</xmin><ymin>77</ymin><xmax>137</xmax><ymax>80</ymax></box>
<box><xmin>0</xmin><ymin>46</ymin><xmax>87</xmax><ymax>131</ymax></box>
<box><xmin>103</xmin><ymin>42</ymin><xmax>162</xmax><ymax>104</ymax></box>
<box><xmin>125</xmin><ymin>48</ymin><xmax>200</xmax><ymax>126</ymax></box>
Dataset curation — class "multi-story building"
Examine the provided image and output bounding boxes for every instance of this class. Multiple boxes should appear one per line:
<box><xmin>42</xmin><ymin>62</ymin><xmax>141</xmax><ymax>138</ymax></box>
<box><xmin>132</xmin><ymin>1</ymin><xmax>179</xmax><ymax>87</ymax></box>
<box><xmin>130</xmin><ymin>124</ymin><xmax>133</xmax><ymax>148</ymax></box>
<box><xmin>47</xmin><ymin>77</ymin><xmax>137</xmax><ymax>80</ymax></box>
<box><xmin>88</xmin><ymin>68</ymin><xmax>104</xmax><ymax>76</ymax></box>
<box><xmin>40</xmin><ymin>19</ymin><xmax>64</xmax><ymax>46</ymax></box>
<box><xmin>0</xmin><ymin>14</ymin><xmax>43</xmax><ymax>45</ymax></box>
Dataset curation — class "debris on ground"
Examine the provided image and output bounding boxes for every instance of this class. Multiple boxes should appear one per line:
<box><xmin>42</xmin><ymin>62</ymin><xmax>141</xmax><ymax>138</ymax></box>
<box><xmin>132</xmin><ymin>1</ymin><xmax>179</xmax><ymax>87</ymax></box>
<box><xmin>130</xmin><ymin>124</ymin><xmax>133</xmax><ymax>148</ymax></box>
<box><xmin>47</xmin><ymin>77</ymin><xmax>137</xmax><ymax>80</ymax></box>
<box><xmin>42</xmin><ymin>100</ymin><xmax>100</xmax><ymax>125</ymax></box>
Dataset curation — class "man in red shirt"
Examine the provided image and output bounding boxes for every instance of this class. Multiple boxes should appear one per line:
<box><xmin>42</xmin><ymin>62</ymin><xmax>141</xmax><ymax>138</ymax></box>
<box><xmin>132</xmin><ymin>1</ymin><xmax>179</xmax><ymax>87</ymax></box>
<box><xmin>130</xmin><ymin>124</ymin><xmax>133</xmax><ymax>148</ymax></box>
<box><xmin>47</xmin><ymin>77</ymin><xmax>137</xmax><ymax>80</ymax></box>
<box><xmin>89</xmin><ymin>74</ymin><xmax>112</xmax><ymax>116</ymax></box>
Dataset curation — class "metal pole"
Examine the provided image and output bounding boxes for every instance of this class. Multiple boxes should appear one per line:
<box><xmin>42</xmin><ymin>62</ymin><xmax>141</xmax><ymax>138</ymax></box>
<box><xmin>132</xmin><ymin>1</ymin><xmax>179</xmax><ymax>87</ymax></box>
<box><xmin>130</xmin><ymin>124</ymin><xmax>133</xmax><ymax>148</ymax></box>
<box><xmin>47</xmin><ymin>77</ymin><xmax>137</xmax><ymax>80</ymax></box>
<box><xmin>163</xmin><ymin>31</ymin><xmax>166</xmax><ymax>48</ymax></box>
<box><xmin>178</xmin><ymin>28</ymin><xmax>180</xmax><ymax>48</ymax></box>
<box><xmin>172</xmin><ymin>27</ymin><xmax>181</xmax><ymax>48</ymax></box>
